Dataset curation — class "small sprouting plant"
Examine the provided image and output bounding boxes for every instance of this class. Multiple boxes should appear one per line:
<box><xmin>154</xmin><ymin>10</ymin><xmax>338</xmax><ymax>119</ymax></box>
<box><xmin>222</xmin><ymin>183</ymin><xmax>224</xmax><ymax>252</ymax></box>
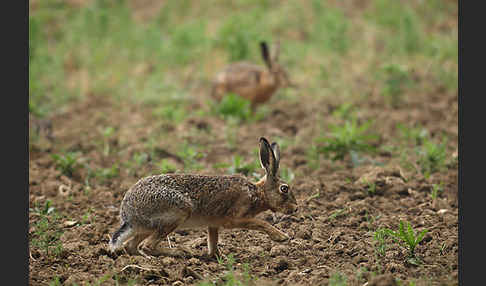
<box><xmin>306</xmin><ymin>191</ymin><xmax>321</xmax><ymax>202</ymax></box>
<box><xmin>416</xmin><ymin>137</ymin><xmax>448</xmax><ymax>176</ymax></box>
<box><xmin>158</xmin><ymin>159</ymin><xmax>177</xmax><ymax>173</ymax></box>
<box><xmin>214</xmin><ymin>93</ymin><xmax>252</xmax><ymax>122</ymax></box>
<box><xmin>373</xmin><ymin>228</ymin><xmax>388</xmax><ymax>257</ymax></box>
<box><xmin>51</xmin><ymin>151</ymin><xmax>81</xmax><ymax>177</ymax></box>
<box><xmin>385</xmin><ymin>221</ymin><xmax>428</xmax><ymax>258</ymax></box>
<box><xmin>101</xmin><ymin>126</ymin><xmax>116</xmax><ymax>156</ymax></box>
<box><xmin>81</xmin><ymin>208</ymin><xmax>95</xmax><ymax>225</ymax></box>
<box><xmin>430</xmin><ymin>182</ymin><xmax>444</xmax><ymax>200</ymax></box>
<box><xmin>94</xmin><ymin>164</ymin><xmax>120</xmax><ymax>182</ymax></box>
<box><xmin>329</xmin><ymin>272</ymin><xmax>347</xmax><ymax>286</ymax></box>
<box><xmin>30</xmin><ymin>207</ymin><xmax>64</xmax><ymax>258</ymax></box>
<box><xmin>332</xmin><ymin>103</ymin><xmax>355</xmax><ymax>120</ymax></box>
<box><xmin>30</xmin><ymin>200</ymin><xmax>55</xmax><ymax>216</ymax></box>
<box><xmin>177</xmin><ymin>142</ymin><xmax>204</xmax><ymax>171</ymax></box>
<box><xmin>227</xmin><ymin>155</ymin><xmax>258</xmax><ymax>176</ymax></box>
<box><xmin>380</xmin><ymin>63</ymin><xmax>413</xmax><ymax>108</ymax></box>
<box><xmin>208</xmin><ymin>253</ymin><xmax>254</xmax><ymax>286</ymax></box>
<box><xmin>328</xmin><ymin>209</ymin><xmax>347</xmax><ymax>221</ymax></box>
<box><xmin>397</xmin><ymin>123</ymin><xmax>429</xmax><ymax>146</ymax></box>
<box><xmin>362</xmin><ymin>179</ymin><xmax>377</xmax><ymax>196</ymax></box>
<box><xmin>280</xmin><ymin>167</ymin><xmax>295</xmax><ymax>183</ymax></box>
<box><xmin>306</xmin><ymin>144</ymin><xmax>322</xmax><ymax>170</ymax></box>
<box><xmin>153</xmin><ymin>102</ymin><xmax>187</xmax><ymax>123</ymax></box>
<box><xmin>316</xmin><ymin>119</ymin><xmax>379</xmax><ymax>161</ymax></box>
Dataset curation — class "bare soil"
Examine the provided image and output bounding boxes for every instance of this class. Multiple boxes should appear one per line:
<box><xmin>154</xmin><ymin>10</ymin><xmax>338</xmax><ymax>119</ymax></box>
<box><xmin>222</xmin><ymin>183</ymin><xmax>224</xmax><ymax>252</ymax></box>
<box><xmin>29</xmin><ymin>81</ymin><xmax>458</xmax><ymax>285</ymax></box>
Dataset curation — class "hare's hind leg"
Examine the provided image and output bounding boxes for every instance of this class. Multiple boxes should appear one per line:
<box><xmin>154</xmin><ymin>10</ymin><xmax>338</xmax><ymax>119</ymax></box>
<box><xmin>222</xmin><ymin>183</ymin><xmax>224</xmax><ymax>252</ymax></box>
<box><xmin>125</xmin><ymin>231</ymin><xmax>152</xmax><ymax>256</ymax></box>
<box><xmin>141</xmin><ymin>209</ymin><xmax>192</xmax><ymax>257</ymax></box>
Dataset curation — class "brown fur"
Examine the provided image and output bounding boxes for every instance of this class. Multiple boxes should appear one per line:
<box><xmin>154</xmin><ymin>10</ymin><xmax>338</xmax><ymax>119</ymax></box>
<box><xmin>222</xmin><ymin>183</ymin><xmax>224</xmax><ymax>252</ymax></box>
<box><xmin>211</xmin><ymin>41</ymin><xmax>293</xmax><ymax>110</ymax></box>
<box><xmin>109</xmin><ymin>137</ymin><xmax>298</xmax><ymax>258</ymax></box>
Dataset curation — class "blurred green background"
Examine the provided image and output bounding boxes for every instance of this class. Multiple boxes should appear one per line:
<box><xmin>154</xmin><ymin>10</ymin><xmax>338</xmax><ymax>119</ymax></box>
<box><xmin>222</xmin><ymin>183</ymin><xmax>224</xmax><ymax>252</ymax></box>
<box><xmin>29</xmin><ymin>0</ymin><xmax>457</xmax><ymax>117</ymax></box>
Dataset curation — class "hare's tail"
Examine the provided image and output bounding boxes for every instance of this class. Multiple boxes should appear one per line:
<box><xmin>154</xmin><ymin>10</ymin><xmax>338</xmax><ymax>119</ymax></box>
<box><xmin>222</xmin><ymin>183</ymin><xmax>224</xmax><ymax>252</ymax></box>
<box><xmin>109</xmin><ymin>222</ymin><xmax>132</xmax><ymax>252</ymax></box>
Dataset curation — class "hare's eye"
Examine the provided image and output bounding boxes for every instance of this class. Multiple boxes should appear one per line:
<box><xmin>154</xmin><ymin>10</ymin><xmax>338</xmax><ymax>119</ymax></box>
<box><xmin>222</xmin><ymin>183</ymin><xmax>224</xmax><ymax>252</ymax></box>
<box><xmin>280</xmin><ymin>184</ymin><xmax>289</xmax><ymax>193</ymax></box>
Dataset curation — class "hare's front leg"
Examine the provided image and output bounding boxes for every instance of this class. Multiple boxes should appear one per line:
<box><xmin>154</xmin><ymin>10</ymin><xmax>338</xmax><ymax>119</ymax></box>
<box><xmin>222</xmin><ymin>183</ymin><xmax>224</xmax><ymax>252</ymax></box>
<box><xmin>225</xmin><ymin>218</ymin><xmax>289</xmax><ymax>242</ymax></box>
<box><xmin>207</xmin><ymin>227</ymin><xmax>220</xmax><ymax>257</ymax></box>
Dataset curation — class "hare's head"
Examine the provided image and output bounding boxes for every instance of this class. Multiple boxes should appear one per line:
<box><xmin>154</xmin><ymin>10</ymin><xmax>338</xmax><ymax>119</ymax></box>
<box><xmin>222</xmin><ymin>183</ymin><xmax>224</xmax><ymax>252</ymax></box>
<box><xmin>260</xmin><ymin>41</ymin><xmax>293</xmax><ymax>88</ymax></box>
<box><xmin>258</xmin><ymin>137</ymin><xmax>298</xmax><ymax>215</ymax></box>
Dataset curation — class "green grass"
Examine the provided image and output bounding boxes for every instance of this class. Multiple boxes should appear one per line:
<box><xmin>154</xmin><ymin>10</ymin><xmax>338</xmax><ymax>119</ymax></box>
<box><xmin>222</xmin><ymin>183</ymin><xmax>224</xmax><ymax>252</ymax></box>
<box><xmin>430</xmin><ymin>182</ymin><xmax>444</xmax><ymax>200</ymax></box>
<box><xmin>177</xmin><ymin>141</ymin><xmax>205</xmax><ymax>171</ymax></box>
<box><xmin>316</xmin><ymin>119</ymin><xmax>379</xmax><ymax>161</ymax></box>
<box><xmin>380</xmin><ymin>63</ymin><xmax>414</xmax><ymax>108</ymax></box>
<box><xmin>397</xmin><ymin>123</ymin><xmax>429</xmax><ymax>146</ymax></box>
<box><xmin>328</xmin><ymin>209</ymin><xmax>347</xmax><ymax>221</ymax></box>
<box><xmin>328</xmin><ymin>272</ymin><xmax>347</xmax><ymax>286</ymax></box>
<box><xmin>30</xmin><ymin>201</ymin><xmax>64</xmax><ymax>258</ymax></box>
<box><xmin>385</xmin><ymin>221</ymin><xmax>428</xmax><ymax>259</ymax></box>
<box><xmin>213</xmin><ymin>93</ymin><xmax>253</xmax><ymax>122</ymax></box>
<box><xmin>373</xmin><ymin>228</ymin><xmax>388</xmax><ymax>257</ymax></box>
<box><xmin>199</xmin><ymin>253</ymin><xmax>255</xmax><ymax>286</ymax></box>
<box><xmin>416</xmin><ymin>137</ymin><xmax>448</xmax><ymax>176</ymax></box>
<box><xmin>51</xmin><ymin>151</ymin><xmax>82</xmax><ymax>177</ymax></box>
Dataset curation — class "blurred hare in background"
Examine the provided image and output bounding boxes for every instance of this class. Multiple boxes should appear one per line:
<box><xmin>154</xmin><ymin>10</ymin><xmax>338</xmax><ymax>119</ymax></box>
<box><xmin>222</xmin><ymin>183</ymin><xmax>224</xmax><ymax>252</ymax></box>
<box><xmin>211</xmin><ymin>41</ymin><xmax>296</xmax><ymax>110</ymax></box>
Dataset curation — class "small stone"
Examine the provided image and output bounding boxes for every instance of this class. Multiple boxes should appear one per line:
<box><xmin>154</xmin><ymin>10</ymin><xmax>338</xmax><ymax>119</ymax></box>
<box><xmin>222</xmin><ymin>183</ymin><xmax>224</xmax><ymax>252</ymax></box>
<box><xmin>63</xmin><ymin>220</ymin><xmax>78</xmax><ymax>228</ymax></box>
<box><xmin>437</xmin><ymin>209</ymin><xmax>448</xmax><ymax>215</ymax></box>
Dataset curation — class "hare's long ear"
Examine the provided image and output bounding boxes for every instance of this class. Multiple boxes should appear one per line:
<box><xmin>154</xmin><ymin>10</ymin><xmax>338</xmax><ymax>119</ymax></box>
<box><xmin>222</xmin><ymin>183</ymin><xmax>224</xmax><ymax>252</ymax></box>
<box><xmin>259</xmin><ymin>137</ymin><xmax>278</xmax><ymax>177</ymax></box>
<box><xmin>271</xmin><ymin>40</ymin><xmax>280</xmax><ymax>63</ymax></box>
<box><xmin>260</xmin><ymin>42</ymin><xmax>272</xmax><ymax>70</ymax></box>
<box><xmin>271</xmin><ymin>142</ymin><xmax>280</xmax><ymax>168</ymax></box>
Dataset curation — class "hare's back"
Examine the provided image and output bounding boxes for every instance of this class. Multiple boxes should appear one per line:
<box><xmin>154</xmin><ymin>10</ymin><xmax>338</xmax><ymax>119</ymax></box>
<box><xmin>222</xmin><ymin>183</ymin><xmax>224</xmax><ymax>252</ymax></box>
<box><xmin>216</xmin><ymin>62</ymin><xmax>265</xmax><ymax>89</ymax></box>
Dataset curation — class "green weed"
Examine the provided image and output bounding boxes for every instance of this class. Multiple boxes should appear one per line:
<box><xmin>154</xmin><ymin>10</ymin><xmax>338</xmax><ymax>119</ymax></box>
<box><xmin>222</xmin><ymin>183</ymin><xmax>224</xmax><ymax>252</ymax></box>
<box><xmin>397</xmin><ymin>123</ymin><xmax>429</xmax><ymax>146</ymax></box>
<box><xmin>51</xmin><ymin>152</ymin><xmax>81</xmax><ymax>177</ymax></box>
<box><xmin>94</xmin><ymin>164</ymin><xmax>120</xmax><ymax>182</ymax></box>
<box><xmin>364</xmin><ymin>180</ymin><xmax>377</xmax><ymax>196</ymax></box>
<box><xmin>177</xmin><ymin>142</ymin><xmax>204</xmax><ymax>171</ymax></box>
<box><xmin>332</xmin><ymin>103</ymin><xmax>355</xmax><ymax>120</ymax></box>
<box><xmin>158</xmin><ymin>159</ymin><xmax>177</xmax><ymax>174</ymax></box>
<box><xmin>216</xmin><ymin>12</ymin><xmax>265</xmax><ymax>62</ymax></box>
<box><xmin>373</xmin><ymin>228</ymin><xmax>388</xmax><ymax>257</ymax></box>
<box><xmin>30</xmin><ymin>207</ymin><xmax>64</xmax><ymax>258</ymax></box>
<box><xmin>312</xmin><ymin>1</ymin><xmax>350</xmax><ymax>54</ymax></box>
<box><xmin>316</xmin><ymin>119</ymin><xmax>379</xmax><ymax>161</ymax></box>
<box><xmin>30</xmin><ymin>200</ymin><xmax>55</xmax><ymax>216</ymax></box>
<box><xmin>368</xmin><ymin>0</ymin><xmax>424</xmax><ymax>55</ymax></box>
<box><xmin>380</xmin><ymin>64</ymin><xmax>413</xmax><ymax>108</ymax></box>
<box><xmin>430</xmin><ymin>182</ymin><xmax>444</xmax><ymax>200</ymax></box>
<box><xmin>214</xmin><ymin>93</ymin><xmax>252</xmax><ymax>122</ymax></box>
<box><xmin>306</xmin><ymin>145</ymin><xmax>322</xmax><ymax>171</ymax></box>
<box><xmin>200</xmin><ymin>253</ymin><xmax>255</xmax><ymax>286</ymax></box>
<box><xmin>328</xmin><ymin>272</ymin><xmax>347</xmax><ymax>286</ymax></box>
<box><xmin>416</xmin><ymin>137</ymin><xmax>448</xmax><ymax>176</ymax></box>
<box><xmin>101</xmin><ymin>126</ymin><xmax>116</xmax><ymax>156</ymax></box>
<box><xmin>329</xmin><ymin>209</ymin><xmax>347</xmax><ymax>221</ymax></box>
<box><xmin>280</xmin><ymin>167</ymin><xmax>295</xmax><ymax>183</ymax></box>
<box><xmin>385</xmin><ymin>221</ymin><xmax>428</xmax><ymax>258</ymax></box>
<box><xmin>227</xmin><ymin>155</ymin><xmax>258</xmax><ymax>176</ymax></box>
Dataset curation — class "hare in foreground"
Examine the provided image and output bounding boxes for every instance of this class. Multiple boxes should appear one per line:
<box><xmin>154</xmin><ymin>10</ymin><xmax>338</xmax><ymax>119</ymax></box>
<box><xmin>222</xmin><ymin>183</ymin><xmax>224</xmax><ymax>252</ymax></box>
<box><xmin>211</xmin><ymin>41</ymin><xmax>295</xmax><ymax>110</ymax></box>
<box><xmin>109</xmin><ymin>137</ymin><xmax>298</xmax><ymax>258</ymax></box>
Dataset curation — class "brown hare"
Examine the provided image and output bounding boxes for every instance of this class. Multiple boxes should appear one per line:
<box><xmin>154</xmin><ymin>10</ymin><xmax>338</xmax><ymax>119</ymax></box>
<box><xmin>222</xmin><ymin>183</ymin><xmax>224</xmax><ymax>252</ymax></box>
<box><xmin>109</xmin><ymin>137</ymin><xmax>297</xmax><ymax>258</ymax></box>
<box><xmin>211</xmin><ymin>41</ymin><xmax>295</xmax><ymax>110</ymax></box>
